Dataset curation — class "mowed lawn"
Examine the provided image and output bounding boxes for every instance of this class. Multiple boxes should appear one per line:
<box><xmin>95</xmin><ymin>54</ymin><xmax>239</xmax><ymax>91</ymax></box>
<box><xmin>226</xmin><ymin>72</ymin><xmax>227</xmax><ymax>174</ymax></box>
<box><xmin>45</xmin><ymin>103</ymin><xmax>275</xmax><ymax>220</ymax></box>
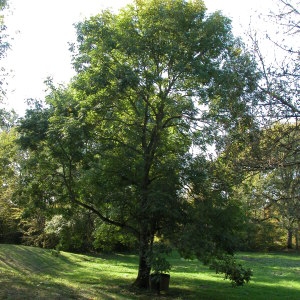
<box><xmin>0</xmin><ymin>245</ymin><xmax>300</xmax><ymax>299</ymax></box>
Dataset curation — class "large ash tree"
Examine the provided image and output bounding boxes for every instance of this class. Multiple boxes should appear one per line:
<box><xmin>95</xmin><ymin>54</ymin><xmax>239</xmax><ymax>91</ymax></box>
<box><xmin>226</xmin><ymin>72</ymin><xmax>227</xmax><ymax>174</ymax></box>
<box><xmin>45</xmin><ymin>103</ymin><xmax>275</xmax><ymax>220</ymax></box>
<box><xmin>18</xmin><ymin>0</ymin><xmax>259</xmax><ymax>288</ymax></box>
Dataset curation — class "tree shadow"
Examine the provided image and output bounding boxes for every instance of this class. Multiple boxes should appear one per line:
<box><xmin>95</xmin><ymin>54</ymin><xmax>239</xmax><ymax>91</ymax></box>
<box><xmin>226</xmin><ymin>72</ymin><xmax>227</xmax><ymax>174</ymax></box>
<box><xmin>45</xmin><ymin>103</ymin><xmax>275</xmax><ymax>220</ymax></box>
<box><xmin>1</xmin><ymin>246</ymin><xmax>300</xmax><ymax>299</ymax></box>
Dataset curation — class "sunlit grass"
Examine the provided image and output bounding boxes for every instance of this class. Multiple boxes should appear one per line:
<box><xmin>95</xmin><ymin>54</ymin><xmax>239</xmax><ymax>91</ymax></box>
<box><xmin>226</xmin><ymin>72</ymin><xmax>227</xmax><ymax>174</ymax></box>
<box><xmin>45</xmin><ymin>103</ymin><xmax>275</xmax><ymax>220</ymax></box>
<box><xmin>0</xmin><ymin>244</ymin><xmax>300</xmax><ymax>299</ymax></box>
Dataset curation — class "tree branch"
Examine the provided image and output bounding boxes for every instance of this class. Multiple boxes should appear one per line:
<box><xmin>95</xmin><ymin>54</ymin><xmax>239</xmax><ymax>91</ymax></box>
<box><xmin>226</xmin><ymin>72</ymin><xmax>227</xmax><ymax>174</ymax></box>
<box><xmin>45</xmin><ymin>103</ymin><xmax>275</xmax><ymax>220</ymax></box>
<box><xmin>71</xmin><ymin>197</ymin><xmax>139</xmax><ymax>237</ymax></box>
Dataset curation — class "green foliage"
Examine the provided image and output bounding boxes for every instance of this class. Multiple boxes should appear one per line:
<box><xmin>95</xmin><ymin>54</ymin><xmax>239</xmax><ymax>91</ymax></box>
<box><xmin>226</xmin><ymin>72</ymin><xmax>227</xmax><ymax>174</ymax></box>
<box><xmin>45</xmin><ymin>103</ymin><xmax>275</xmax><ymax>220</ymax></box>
<box><xmin>0</xmin><ymin>121</ymin><xmax>23</xmax><ymax>244</ymax></box>
<box><xmin>93</xmin><ymin>221</ymin><xmax>137</xmax><ymax>252</ymax></box>
<box><xmin>19</xmin><ymin>204</ymin><xmax>95</xmax><ymax>252</ymax></box>
<box><xmin>230</xmin><ymin>123</ymin><xmax>300</xmax><ymax>250</ymax></box>
<box><xmin>45</xmin><ymin>212</ymin><xmax>95</xmax><ymax>252</ymax></box>
<box><xmin>242</xmin><ymin>220</ymin><xmax>285</xmax><ymax>251</ymax></box>
<box><xmin>20</xmin><ymin>209</ymin><xmax>48</xmax><ymax>247</ymax></box>
<box><xmin>210</xmin><ymin>255</ymin><xmax>253</xmax><ymax>287</ymax></box>
<box><xmin>147</xmin><ymin>242</ymin><xmax>172</xmax><ymax>275</ymax></box>
<box><xmin>0</xmin><ymin>204</ymin><xmax>21</xmax><ymax>243</ymax></box>
<box><xmin>176</xmin><ymin>155</ymin><xmax>247</xmax><ymax>262</ymax></box>
<box><xmin>23</xmin><ymin>210</ymin><xmax>96</xmax><ymax>252</ymax></box>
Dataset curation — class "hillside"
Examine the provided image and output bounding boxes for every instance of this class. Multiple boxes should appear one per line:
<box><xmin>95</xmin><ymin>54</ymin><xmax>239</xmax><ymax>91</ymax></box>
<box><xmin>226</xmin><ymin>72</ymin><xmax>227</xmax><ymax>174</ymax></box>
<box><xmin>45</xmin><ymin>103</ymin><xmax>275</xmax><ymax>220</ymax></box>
<box><xmin>0</xmin><ymin>244</ymin><xmax>138</xmax><ymax>299</ymax></box>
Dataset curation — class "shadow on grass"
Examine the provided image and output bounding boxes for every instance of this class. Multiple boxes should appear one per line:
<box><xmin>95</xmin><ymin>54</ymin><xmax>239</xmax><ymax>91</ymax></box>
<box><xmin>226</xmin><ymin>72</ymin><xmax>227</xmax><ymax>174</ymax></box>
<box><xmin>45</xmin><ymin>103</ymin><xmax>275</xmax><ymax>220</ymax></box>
<box><xmin>169</xmin><ymin>270</ymin><xmax>300</xmax><ymax>300</ymax></box>
<box><xmin>0</xmin><ymin>245</ymin><xmax>138</xmax><ymax>299</ymax></box>
<box><xmin>0</xmin><ymin>245</ymin><xmax>89</xmax><ymax>299</ymax></box>
<box><xmin>0</xmin><ymin>272</ymin><xmax>90</xmax><ymax>300</ymax></box>
<box><xmin>0</xmin><ymin>244</ymin><xmax>76</xmax><ymax>275</ymax></box>
<box><xmin>166</xmin><ymin>252</ymin><xmax>300</xmax><ymax>300</ymax></box>
<box><xmin>1</xmin><ymin>245</ymin><xmax>300</xmax><ymax>299</ymax></box>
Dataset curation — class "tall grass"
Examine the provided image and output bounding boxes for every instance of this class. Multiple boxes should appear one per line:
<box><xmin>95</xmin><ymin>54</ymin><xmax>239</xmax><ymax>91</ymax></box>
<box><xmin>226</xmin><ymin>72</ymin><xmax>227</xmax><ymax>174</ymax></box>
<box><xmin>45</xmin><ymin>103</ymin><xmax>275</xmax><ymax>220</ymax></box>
<box><xmin>0</xmin><ymin>245</ymin><xmax>299</xmax><ymax>299</ymax></box>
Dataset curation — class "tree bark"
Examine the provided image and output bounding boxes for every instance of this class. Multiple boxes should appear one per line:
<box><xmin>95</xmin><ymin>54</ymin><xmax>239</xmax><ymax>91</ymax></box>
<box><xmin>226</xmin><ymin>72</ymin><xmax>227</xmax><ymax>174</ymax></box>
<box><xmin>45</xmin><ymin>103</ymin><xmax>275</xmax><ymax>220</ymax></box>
<box><xmin>133</xmin><ymin>233</ymin><xmax>153</xmax><ymax>289</ymax></box>
<box><xmin>134</xmin><ymin>252</ymin><xmax>151</xmax><ymax>288</ymax></box>
<box><xmin>287</xmin><ymin>228</ymin><xmax>293</xmax><ymax>249</ymax></box>
<box><xmin>297</xmin><ymin>222</ymin><xmax>300</xmax><ymax>250</ymax></box>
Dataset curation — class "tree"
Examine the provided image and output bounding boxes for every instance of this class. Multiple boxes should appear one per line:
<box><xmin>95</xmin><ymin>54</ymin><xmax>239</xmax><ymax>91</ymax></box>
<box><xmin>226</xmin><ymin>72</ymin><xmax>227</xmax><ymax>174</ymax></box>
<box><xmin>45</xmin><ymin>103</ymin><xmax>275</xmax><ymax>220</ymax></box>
<box><xmin>256</xmin><ymin>145</ymin><xmax>300</xmax><ymax>250</ymax></box>
<box><xmin>0</xmin><ymin>0</ymin><xmax>9</xmax><ymax>101</ymax></box>
<box><xmin>245</xmin><ymin>0</ymin><xmax>299</xmax><ymax>170</ymax></box>
<box><xmin>239</xmin><ymin>164</ymin><xmax>300</xmax><ymax>250</ymax></box>
<box><xmin>251</xmin><ymin>0</ymin><xmax>299</xmax><ymax>121</ymax></box>
<box><xmin>270</xmin><ymin>165</ymin><xmax>300</xmax><ymax>249</ymax></box>
<box><xmin>230</xmin><ymin>123</ymin><xmax>300</xmax><ymax>250</ymax></box>
<box><xmin>0</xmin><ymin>110</ymin><xmax>22</xmax><ymax>244</ymax></box>
<box><xmin>18</xmin><ymin>0</ymin><xmax>259</xmax><ymax>289</ymax></box>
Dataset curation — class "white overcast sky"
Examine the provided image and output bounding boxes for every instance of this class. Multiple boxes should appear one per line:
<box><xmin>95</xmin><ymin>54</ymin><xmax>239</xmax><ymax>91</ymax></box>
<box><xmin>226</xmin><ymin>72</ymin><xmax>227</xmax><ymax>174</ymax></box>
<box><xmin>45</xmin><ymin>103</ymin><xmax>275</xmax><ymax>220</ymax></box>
<box><xmin>2</xmin><ymin>0</ymin><xmax>274</xmax><ymax>115</ymax></box>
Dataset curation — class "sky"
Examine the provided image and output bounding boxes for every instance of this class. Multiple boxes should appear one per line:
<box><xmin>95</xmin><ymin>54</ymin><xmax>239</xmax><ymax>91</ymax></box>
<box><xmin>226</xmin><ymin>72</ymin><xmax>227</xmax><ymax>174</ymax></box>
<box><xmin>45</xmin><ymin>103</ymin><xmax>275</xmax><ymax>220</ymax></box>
<box><xmin>2</xmin><ymin>0</ymin><xmax>274</xmax><ymax>115</ymax></box>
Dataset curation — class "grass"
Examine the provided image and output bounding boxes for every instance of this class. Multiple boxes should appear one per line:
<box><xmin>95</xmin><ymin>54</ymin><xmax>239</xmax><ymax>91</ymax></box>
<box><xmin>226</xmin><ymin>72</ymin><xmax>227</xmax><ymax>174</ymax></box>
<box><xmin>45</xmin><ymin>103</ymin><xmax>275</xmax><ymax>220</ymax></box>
<box><xmin>0</xmin><ymin>245</ymin><xmax>300</xmax><ymax>299</ymax></box>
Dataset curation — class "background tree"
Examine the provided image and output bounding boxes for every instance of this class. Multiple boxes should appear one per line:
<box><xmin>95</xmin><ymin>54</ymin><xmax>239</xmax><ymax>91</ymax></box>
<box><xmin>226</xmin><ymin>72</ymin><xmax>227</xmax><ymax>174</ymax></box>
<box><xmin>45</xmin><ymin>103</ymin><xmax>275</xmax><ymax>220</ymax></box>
<box><xmin>0</xmin><ymin>0</ymin><xmax>9</xmax><ymax>102</ymax></box>
<box><xmin>0</xmin><ymin>110</ymin><xmax>22</xmax><ymax>244</ymax></box>
<box><xmin>18</xmin><ymin>0</ymin><xmax>259</xmax><ymax>288</ymax></box>
<box><xmin>245</xmin><ymin>0</ymin><xmax>299</xmax><ymax>169</ymax></box>
<box><xmin>231</xmin><ymin>123</ymin><xmax>300</xmax><ymax>250</ymax></box>
<box><xmin>254</xmin><ymin>162</ymin><xmax>300</xmax><ymax>249</ymax></box>
<box><xmin>271</xmin><ymin>166</ymin><xmax>300</xmax><ymax>249</ymax></box>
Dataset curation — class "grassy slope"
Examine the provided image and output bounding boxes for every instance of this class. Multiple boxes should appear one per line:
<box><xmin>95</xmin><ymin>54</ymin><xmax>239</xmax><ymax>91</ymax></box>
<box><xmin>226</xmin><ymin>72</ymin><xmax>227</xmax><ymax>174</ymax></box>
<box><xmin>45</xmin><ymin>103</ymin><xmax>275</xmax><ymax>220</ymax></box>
<box><xmin>0</xmin><ymin>245</ymin><xmax>300</xmax><ymax>299</ymax></box>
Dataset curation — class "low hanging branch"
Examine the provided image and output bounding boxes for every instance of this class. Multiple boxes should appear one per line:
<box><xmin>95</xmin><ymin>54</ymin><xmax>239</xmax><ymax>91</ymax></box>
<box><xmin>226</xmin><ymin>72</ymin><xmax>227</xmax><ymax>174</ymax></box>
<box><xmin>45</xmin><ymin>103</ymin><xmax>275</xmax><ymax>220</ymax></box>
<box><xmin>71</xmin><ymin>196</ymin><xmax>139</xmax><ymax>237</ymax></box>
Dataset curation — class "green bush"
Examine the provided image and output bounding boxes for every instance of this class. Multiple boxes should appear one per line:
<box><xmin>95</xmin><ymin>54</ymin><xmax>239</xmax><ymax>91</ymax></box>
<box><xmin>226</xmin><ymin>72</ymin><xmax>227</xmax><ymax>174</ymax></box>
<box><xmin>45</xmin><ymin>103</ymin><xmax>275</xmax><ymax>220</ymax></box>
<box><xmin>45</xmin><ymin>213</ymin><xmax>95</xmax><ymax>252</ymax></box>
<box><xmin>210</xmin><ymin>255</ymin><xmax>253</xmax><ymax>287</ymax></box>
<box><xmin>93</xmin><ymin>221</ymin><xmax>137</xmax><ymax>252</ymax></box>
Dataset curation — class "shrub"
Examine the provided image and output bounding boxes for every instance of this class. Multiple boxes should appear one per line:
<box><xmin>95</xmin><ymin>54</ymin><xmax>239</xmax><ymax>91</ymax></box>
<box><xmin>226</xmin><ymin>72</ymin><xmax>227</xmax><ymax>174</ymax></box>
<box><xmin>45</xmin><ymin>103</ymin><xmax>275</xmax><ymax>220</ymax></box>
<box><xmin>210</xmin><ymin>255</ymin><xmax>253</xmax><ymax>287</ymax></box>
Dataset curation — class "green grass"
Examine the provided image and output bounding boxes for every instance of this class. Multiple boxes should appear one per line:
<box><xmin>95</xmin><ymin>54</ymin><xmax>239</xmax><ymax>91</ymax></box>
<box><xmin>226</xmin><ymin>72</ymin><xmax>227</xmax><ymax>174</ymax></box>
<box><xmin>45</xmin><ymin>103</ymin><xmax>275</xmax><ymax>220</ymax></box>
<box><xmin>0</xmin><ymin>245</ymin><xmax>300</xmax><ymax>299</ymax></box>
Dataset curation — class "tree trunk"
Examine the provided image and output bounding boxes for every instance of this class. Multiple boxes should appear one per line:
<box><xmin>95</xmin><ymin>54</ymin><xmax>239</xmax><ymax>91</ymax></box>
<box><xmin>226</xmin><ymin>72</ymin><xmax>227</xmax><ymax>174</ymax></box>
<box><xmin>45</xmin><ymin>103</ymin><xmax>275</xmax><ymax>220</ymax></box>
<box><xmin>133</xmin><ymin>233</ymin><xmax>153</xmax><ymax>289</ymax></box>
<box><xmin>134</xmin><ymin>250</ymin><xmax>151</xmax><ymax>289</ymax></box>
<box><xmin>295</xmin><ymin>222</ymin><xmax>300</xmax><ymax>250</ymax></box>
<box><xmin>287</xmin><ymin>228</ymin><xmax>293</xmax><ymax>249</ymax></box>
